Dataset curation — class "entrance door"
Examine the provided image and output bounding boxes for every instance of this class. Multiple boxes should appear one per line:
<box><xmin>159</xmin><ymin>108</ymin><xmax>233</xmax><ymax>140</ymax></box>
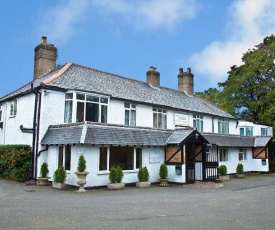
<box><xmin>203</xmin><ymin>146</ymin><xmax>218</xmax><ymax>181</ymax></box>
<box><xmin>185</xmin><ymin>143</ymin><xmax>195</xmax><ymax>183</ymax></box>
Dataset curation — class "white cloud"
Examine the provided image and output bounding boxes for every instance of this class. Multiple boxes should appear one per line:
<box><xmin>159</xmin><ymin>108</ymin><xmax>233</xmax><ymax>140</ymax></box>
<box><xmin>92</xmin><ymin>0</ymin><xmax>200</xmax><ymax>30</ymax></box>
<box><xmin>189</xmin><ymin>0</ymin><xmax>275</xmax><ymax>86</ymax></box>
<box><xmin>38</xmin><ymin>0</ymin><xmax>90</xmax><ymax>44</ymax></box>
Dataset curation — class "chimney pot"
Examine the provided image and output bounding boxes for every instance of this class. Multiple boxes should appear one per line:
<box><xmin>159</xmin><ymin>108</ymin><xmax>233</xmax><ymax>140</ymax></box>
<box><xmin>42</xmin><ymin>36</ymin><xmax>47</xmax><ymax>44</ymax></box>
<box><xmin>179</xmin><ymin>68</ymin><xmax>183</xmax><ymax>74</ymax></box>
<box><xmin>187</xmin><ymin>67</ymin><xmax>191</xmax><ymax>73</ymax></box>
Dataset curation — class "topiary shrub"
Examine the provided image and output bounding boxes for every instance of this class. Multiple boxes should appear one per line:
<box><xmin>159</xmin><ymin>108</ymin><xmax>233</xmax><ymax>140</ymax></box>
<box><xmin>109</xmin><ymin>167</ymin><xmax>118</xmax><ymax>183</ymax></box>
<box><xmin>219</xmin><ymin>165</ymin><xmax>227</xmax><ymax>176</ymax></box>
<box><xmin>109</xmin><ymin>166</ymin><xmax>124</xmax><ymax>183</ymax></box>
<box><xmin>54</xmin><ymin>166</ymin><xmax>66</xmax><ymax>183</ymax></box>
<box><xmin>40</xmin><ymin>162</ymin><xmax>49</xmax><ymax>178</ymax></box>
<box><xmin>77</xmin><ymin>155</ymin><xmax>86</xmax><ymax>172</ymax></box>
<box><xmin>236</xmin><ymin>163</ymin><xmax>244</xmax><ymax>174</ymax></box>
<box><xmin>159</xmin><ymin>163</ymin><xmax>168</xmax><ymax>179</ymax></box>
<box><xmin>138</xmin><ymin>166</ymin><xmax>150</xmax><ymax>182</ymax></box>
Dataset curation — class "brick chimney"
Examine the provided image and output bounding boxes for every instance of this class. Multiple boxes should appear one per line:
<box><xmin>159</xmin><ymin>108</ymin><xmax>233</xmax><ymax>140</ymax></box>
<box><xmin>178</xmin><ymin>67</ymin><xmax>194</xmax><ymax>95</ymax></box>
<box><xmin>146</xmin><ymin>66</ymin><xmax>160</xmax><ymax>87</ymax></box>
<box><xmin>33</xmin><ymin>36</ymin><xmax>57</xmax><ymax>80</ymax></box>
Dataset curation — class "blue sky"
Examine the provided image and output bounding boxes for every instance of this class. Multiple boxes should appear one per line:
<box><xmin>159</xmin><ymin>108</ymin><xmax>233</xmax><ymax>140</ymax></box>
<box><xmin>1</xmin><ymin>0</ymin><xmax>275</xmax><ymax>98</ymax></box>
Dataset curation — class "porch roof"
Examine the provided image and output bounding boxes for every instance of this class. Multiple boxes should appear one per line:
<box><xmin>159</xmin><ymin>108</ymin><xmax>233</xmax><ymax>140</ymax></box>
<box><xmin>41</xmin><ymin>122</ymin><xmax>173</xmax><ymax>146</ymax></box>
<box><xmin>202</xmin><ymin>133</ymin><xmax>272</xmax><ymax>147</ymax></box>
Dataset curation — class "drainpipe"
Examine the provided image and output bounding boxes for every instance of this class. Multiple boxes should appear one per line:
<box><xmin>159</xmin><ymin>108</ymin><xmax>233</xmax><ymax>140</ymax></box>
<box><xmin>31</xmin><ymin>83</ymin><xmax>38</xmax><ymax>180</ymax></box>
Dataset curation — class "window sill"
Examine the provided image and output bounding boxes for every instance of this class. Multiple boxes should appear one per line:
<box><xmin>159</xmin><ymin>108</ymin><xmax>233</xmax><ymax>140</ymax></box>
<box><xmin>9</xmin><ymin>115</ymin><xmax>16</xmax><ymax>118</ymax></box>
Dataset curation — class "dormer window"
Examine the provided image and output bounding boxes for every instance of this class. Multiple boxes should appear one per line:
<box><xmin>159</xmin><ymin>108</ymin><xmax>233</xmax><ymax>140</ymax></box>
<box><xmin>64</xmin><ymin>92</ymin><xmax>108</xmax><ymax>123</ymax></box>
<box><xmin>240</xmin><ymin>127</ymin><xmax>253</xmax><ymax>136</ymax></box>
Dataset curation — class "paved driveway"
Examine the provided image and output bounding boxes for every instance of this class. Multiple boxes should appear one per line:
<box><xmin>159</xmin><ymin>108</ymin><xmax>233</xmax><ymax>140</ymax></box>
<box><xmin>0</xmin><ymin>174</ymin><xmax>275</xmax><ymax>230</ymax></box>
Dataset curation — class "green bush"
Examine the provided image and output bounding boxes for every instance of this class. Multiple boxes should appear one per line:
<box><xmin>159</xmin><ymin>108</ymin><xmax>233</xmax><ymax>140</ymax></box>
<box><xmin>236</xmin><ymin>163</ymin><xmax>244</xmax><ymax>174</ymax></box>
<box><xmin>109</xmin><ymin>166</ymin><xmax>124</xmax><ymax>183</ymax></box>
<box><xmin>77</xmin><ymin>155</ymin><xmax>86</xmax><ymax>172</ymax></box>
<box><xmin>138</xmin><ymin>166</ymin><xmax>150</xmax><ymax>182</ymax></box>
<box><xmin>40</xmin><ymin>162</ymin><xmax>49</xmax><ymax>178</ymax></box>
<box><xmin>0</xmin><ymin>145</ymin><xmax>31</xmax><ymax>182</ymax></box>
<box><xmin>54</xmin><ymin>166</ymin><xmax>66</xmax><ymax>183</ymax></box>
<box><xmin>159</xmin><ymin>163</ymin><xmax>168</xmax><ymax>179</ymax></box>
<box><xmin>219</xmin><ymin>165</ymin><xmax>227</xmax><ymax>176</ymax></box>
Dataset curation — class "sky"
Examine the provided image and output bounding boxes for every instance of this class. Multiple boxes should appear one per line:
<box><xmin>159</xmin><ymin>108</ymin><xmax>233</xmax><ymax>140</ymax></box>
<box><xmin>1</xmin><ymin>0</ymin><xmax>275</xmax><ymax>98</ymax></box>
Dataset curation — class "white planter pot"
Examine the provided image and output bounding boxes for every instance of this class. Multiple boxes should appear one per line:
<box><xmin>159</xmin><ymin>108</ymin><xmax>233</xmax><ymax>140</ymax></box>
<box><xmin>136</xmin><ymin>181</ymin><xmax>151</xmax><ymax>188</ymax></box>
<box><xmin>107</xmin><ymin>183</ymin><xmax>125</xmax><ymax>190</ymax></box>
<box><xmin>159</xmin><ymin>178</ymin><xmax>168</xmax><ymax>187</ymax></box>
<box><xmin>52</xmin><ymin>182</ymin><xmax>67</xmax><ymax>190</ymax></box>
<box><xmin>219</xmin><ymin>175</ymin><xmax>230</xmax><ymax>181</ymax></box>
<box><xmin>75</xmin><ymin>172</ymin><xmax>89</xmax><ymax>193</ymax></box>
<box><xmin>37</xmin><ymin>177</ymin><xmax>50</xmax><ymax>186</ymax></box>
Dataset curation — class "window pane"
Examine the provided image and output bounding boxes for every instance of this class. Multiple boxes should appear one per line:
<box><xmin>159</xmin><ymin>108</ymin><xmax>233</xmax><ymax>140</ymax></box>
<box><xmin>14</xmin><ymin>101</ymin><xmax>17</xmax><ymax>115</ymax></box>
<box><xmin>0</xmin><ymin>110</ymin><xmax>2</xmax><ymax>121</ymax></box>
<box><xmin>153</xmin><ymin>113</ymin><xmax>158</xmax><ymax>128</ymax></box>
<box><xmin>64</xmin><ymin>145</ymin><xmax>71</xmax><ymax>170</ymax></box>
<box><xmin>86</xmin><ymin>103</ymin><xmax>99</xmax><ymax>122</ymax></box>
<box><xmin>76</xmin><ymin>102</ymin><xmax>85</xmax><ymax>122</ymax></box>
<box><xmin>87</xmin><ymin>95</ymin><xmax>99</xmax><ymax>102</ymax></box>
<box><xmin>76</xmin><ymin>93</ymin><xmax>85</xmax><ymax>100</ymax></box>
<box><xmin>136</xmin><ymin>148</ymin><xmax>142</xmax><ymax>169</ymax></box>
<box><xmin>58</xmin><ymin>146</ymin><xmax>63</xmax><ymax>167</ymax></box>
<box><xmin>124</xmin><ymin>102</ymin><xmax>130</xmax><ymax>108</ymax></box>
<box><xmin>99</xmin><ymin>147</ymin><xmax>108</xmax><ymax>171</ymax></box>
<box><xmin>125</xmin><ymin>110</ymin><xmax>129</xmax><ymax>125</ymax></box>
<box><xmin>130</xmin><ymin>110</ymin><xmax>136</xmax><ymax>126</ymax></box>
<box><xmin>240</xmin><ymin>128</ymin><xmax>244</xmax><ymax>136</ymax></box>
<box><xmin>101</xmin><ymin>98</ymin><xmax>108</xmax><ymax>104</ymax></box>
<box><xmin>64</xmin><ymin>100</ymin><xmax>72</xmax><ymax>123</ymax></box>
<box><xmin>109</xmin><ymin>147</ymin><xmax>134</xmax><ymax>170</ymax></box>
<box><xmin>158</xmin><ymin>113</ymin><xmax>162</xmax><ymax>128</ymax></box>
<box><xmin>101</xmin><ymin>105</ymin><xmax>107</xmax><ymax>123</ymax></box>
<box><xmin>65</xmin><ymin>93</ymin><xmax>73</xmax><ymax>99</ymax></box>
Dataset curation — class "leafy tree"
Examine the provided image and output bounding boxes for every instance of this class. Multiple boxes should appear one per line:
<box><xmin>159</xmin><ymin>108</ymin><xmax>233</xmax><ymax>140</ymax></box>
<box><xmin>218</xmin><ymin>34</ymin><xmax>275</xmax><ymax>130</ymax></box>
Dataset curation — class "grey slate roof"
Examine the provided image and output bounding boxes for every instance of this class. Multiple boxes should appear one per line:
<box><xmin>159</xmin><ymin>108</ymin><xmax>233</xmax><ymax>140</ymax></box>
<box><xmin>1</xmin><ymin>63</ymin><xmax>235</xmax><ymax>119</ymax></box>
<box><xmin>166</xmin><ymin>128</ymin><xmax>196</xmax><ymax>144</ymax></box>
<box><xmin>202</xmin><ymin>133</ymin><xmax>272</xmax><ymax>147</ymax></box>
<box><xmin>41</xmin><ymin>122</ymin><xmax>173</xmax><ymax>146</ymax></box>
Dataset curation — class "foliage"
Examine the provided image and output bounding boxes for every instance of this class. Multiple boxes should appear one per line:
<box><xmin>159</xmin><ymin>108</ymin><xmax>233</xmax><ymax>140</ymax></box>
<box><xmin>116</xmin><ymin>166</ymin><xmax>124</xmax><ymax>183</ymax></box>
<box><xmin>109</xmin><ymin>166</ymin><xmax>124</xmax><ymax>183</ymax></box>
<box><xmin>77</xmin><ymin>155</ymin><xmax>86</xmax><ymax>172</ymax></box>
<box><xmin>218</xmin><ymin>34</ymin><xmax>275</xmax><ymax>131</ymax></box>
<box><xmin>159</xmin><ymin>163</ymin><xmax>168</xmax><ymax>179</ymax></box>
<box><xmin>236</xmin><ymin>163</ymin><xmax>244</xmax><ymax>174</ymax></box>
<box><xmin>0</xmin><ymin>145</ymin><xmax>31</xmax><ymax>182</ymax></box>
<box><xmin>219</xmin><ymin>165</ymin><xmax>227</xmax><ymax>176</ymax></box>
<box><xmin>54</xmin><ymin>166</ymin><xmax>67</xmax><ymax>183</ymax></box>
<box><xmin>137</xmin><ymin>166</ymin><xmax>150</xmax><ymax>182</ymax></box>
<box><xmin>40</xmin><ymin>162</ymin><xmax>49</xmax><ymax>178</ymax></box>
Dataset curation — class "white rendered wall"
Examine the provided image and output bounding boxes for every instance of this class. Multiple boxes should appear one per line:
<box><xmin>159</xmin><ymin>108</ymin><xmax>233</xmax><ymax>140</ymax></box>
<box><xmin>219</xmin><ymin>148</ymin><xmax>269</xmax><ymax>174</ymax></box>
<box><xmin>235</xmin><ymin>121</ymin><xmax>273</xmax><ymax>136</ymax></box>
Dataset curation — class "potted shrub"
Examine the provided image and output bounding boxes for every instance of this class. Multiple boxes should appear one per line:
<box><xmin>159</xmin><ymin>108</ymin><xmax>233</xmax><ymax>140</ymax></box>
<box><xmin>75</xmin><ymin>155</ymin><xmax>89</xmax><ymax>193</ymax></box>
<box><xmin>236</xmin><ymin>163</ymin><xmax>244</xmax><ymax>178</ymax></box>
<box><xmin>159</xmin><ymin>163</ymin><xmax>168</xmax><ymax>187</ymax></box>
<box><xmin>37</xmin><ymin>162</ymin><xmax>50</xmax><ymax>186</ymax></box>
<box><xmin>52</xmin><ymin>166</ymin><xmax>67</xmax><ymax>189</ymax></box>
<box><xmin>219</xmin><ymin>165</ymin><xmax>229</xmax><ymax>181</ymax></box>
<box><xmin>136</xmin><ymin>166</ymin><xmax>150</xmax><ymax>188</ymax></box>
<box><xmin>107</xmin><ymin>166</ymin><xmax>125</xmax><ymax>190</ymax></box>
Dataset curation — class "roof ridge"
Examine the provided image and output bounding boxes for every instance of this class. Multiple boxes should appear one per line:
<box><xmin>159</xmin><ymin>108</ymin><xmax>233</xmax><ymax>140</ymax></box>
<box><xmin>41</xmin><ymin>63</ymin><xmax>72</xmax><ymax>85</ymax></box>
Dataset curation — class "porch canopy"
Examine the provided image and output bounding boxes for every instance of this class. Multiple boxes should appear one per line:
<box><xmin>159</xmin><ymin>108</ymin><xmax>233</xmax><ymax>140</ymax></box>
<box><xmin>202</xmin><ymin>133</ymin><xmax>272</xmax><ymax>147</ymax></box>
<box><xmin>41</xmin><ymin>122</ymin><xmax>173</xmax><ymax>146</ymax></box>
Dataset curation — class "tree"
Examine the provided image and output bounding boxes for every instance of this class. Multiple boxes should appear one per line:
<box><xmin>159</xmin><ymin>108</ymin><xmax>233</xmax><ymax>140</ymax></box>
<box><xmin>218</xmin><ymin>34</ymin><xmax>275</xmax><ymax>130</ymax></box>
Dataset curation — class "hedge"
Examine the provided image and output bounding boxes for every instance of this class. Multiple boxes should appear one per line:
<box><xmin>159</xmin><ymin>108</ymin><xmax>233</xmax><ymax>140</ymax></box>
<box><xmin>0</xmin><ymin>145</ymin><xmax>32</xmax><ymax>182</ymax></box>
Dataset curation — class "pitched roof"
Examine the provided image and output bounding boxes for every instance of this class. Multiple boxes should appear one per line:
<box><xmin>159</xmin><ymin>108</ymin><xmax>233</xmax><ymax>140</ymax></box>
<box><xmin>1</xmin><ymin>63</ymin><xmax>234</xmax><ymax>119</ymax></box>
<box><xmin>41</xmin><ymin>122</ymin><xmax>173</xmax><ymax>146</ymax></box>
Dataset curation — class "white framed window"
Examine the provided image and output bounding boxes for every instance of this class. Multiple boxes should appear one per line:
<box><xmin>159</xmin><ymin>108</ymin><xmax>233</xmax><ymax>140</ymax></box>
<box><xmin>153</xmin><ymin>108</ymin><xmax>167</xmax><ymax>129</ymax></box>
<box><xmin>58</xmin><ymin>145</ymin><xmax>71</xmax><ymax>171</ymax></box>
<box><xmin>99</xmin><ymin>146</ymin><xmax>142</xmax><ymax>171</ymax></box>
<box><xmin>239</xmin><ymin>149</ymin><xmax>247</xmax><ymax>161</ymax></box>
<box><xmin>64</xmin><ymin>92</ymin><xmax>108</xmax><ymax>123</ymax></box>
<box><xmin>219</xmin><ymin>149</ymin><xmax>228</xmax><ymax>162</ymax></box>
<box><xmin>10</xmin><ymin>100</ymin><xmax>17</xmax><ymax>116</ymax></box>
<box><xmin>240</xmin><ymin>127</ymin><xmax>253</xmax><ymax>136</ymax></box>
<box><xmin>124</xmin><ymin>103</ymin><xmax>136</xmax><ymax>126</ymax></box>
<box><xmin>261</xmin><ymin>128</ymin><xmax>268</xmax><ymax>136</ymax></box>
<box><xmin>193</xmin><ymin>115</ymin><xmax>203</xmax><ymax>132</ymax></box>
<box><xmin>218</xmin><ymin>120</ymin><xmax>229</xmax><ymax>134</ymax></box>
<box><xmin>0</xmin><ymin>105</ymin><xmax>3</xmax><ymax>129</ymax></box>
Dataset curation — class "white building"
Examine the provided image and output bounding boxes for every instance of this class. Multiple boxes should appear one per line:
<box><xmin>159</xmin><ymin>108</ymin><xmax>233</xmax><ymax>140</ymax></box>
<box><xmin>0</xmin><ymin>37</ymin><xmax>273</xmax><ymax>187</ymax></box>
